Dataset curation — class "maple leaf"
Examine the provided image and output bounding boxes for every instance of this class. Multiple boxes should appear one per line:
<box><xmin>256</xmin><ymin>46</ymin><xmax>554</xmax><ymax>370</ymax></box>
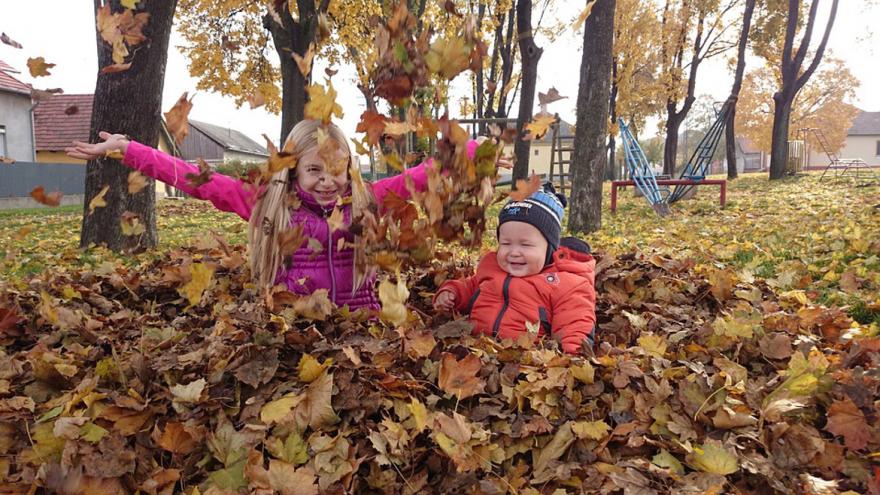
<box><xmin>297</xmin><ymin>353</ymin><xmax>332</xmax><ymax>383</ymax></box>
<box><xmin>327</xmin><ymin>207</ymin><xmax>345</xmax><ymax>234</ymax></box>
<box><xmin>292</xmin><ymin>43</ymin><xmax>315</xmax><ymax>78</ymax></box>
<box><xmin>64</xmin><ymin>105</ymin><xmax>78</xmax><ymax>115</ymax></box>
<box><xmin>127</xmin><ymin>171</ymin><xmax>148</xmax><ymax>194</ymax></box>
<box><xmin>293</xmin><ymin>290</ymin><xmax>334</xmax><ymax>321</ymax></box>
<box><xmin>30</xmin><ymin>186</ymin><xmax>63</xmax><ymax>207</ymax></box>
<box><xmin>1</xmin><ymin>32</ymin><xmax>23</xmax><ymax>49</ymax></box>
<box><xmin>508</xmin><ymin>174</ymin><xmax>541</xmax><ymax>201</ymax></box>
<box><xmin>264</xmin><ymin>134</ymin><xmax>298</xmax><ymax>175</ymax></box>
<box><xmin>153</xmin><ymin>422</ymin><xmax>199</xmax><ymax>454</ymax></box>
<box><xmin>523</xmin><ymin>114</ymin><xmax>556</xmax><ymax>141</ymax></box>
<box><xmin>88</xmin><ymin>185</ymin><xmax>110</xmax><ymax>214</ymax></box>
<box><xmin>824</xmin><ymin>398</ymin><xmax>870</xmax><ymax>450</ymax></box>
<box><xmin>164</xmin><ymin>92</ymin><xmax>194</xmax><ymax>145</ymax></box>
<box><xmin>186</xmin><ymin>158</ymin><xmax>214</xmax><ymax>187</ymax></box>
<box><xmin>26</xmin><ymin>57</ymin><xmax>55</xmax><ymax>78</ymax></box>
<box><xmin>426</xmin><ymin>36</ymin><xmax>471</xmax><ymax>80</ymax></box>
<box><xmin>573</xmin><ymin>1</ymin><xmax>596</xmax><ymax>32</ymax></box>
<box><xmin>305</xmin><ymin>81</ymin><xmax>343</xmax><ymax>124</ymax></box>
<box><xmin>538</xmin><ymin>87</ymin><xmax>568</xmax><ymax>106</ymax></box>
<box><xmin>378</xmin><ymin>278</ymin><xmax>409</xmax><ymax>326</ymax></box>
<box><xmin>690</xmin><ymin>443</ymin><xmax>738</xmax><ymax>475</ymax></box>
<box><xmin>277</xmin><ymin>224</ymin><xmax>305</xmax><ymax>258</ymax></box>
<box><xmin>438</xmin><ymin>352</ymin><xmax>485</xmax><ymax>400</ymax></box>
<box><xmin>120</xmin><ymin>211</ymin><xmax>145</xmax><ymax>236</ymax></box>
<box><xmin>178</xmin><ymin>263</ymin><xmax>214</xmax><ymax>307</ymax></box>
<box><xmin>100</xmin><ymin>62</ymin><xmax>132</xmax><ymax>74</ymax></box>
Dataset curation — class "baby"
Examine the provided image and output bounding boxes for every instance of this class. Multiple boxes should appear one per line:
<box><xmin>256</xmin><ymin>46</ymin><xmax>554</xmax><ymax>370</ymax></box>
<box><xmin>434</xmin><ymin>184</ymin><xmax>597</xmax><ymax>353</ymax></box>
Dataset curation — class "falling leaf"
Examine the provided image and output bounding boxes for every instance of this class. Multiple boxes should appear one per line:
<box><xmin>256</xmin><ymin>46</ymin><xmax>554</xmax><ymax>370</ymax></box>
<box><xmin>293</xmin><ymin>290</ymin><xmax>334</xmax><ymax>321</ymax></box>
<box><xmin>292</xmin><ymin>43</ymin><xmax>315</xmax><ymax>78</ymax></box>
<box><xmin>88</xmin><ymin>185</ymin><xmax>110</xmax><ymax>214</ymax></box>
<box><xmin>0</xmin><ymin>156</ymin><xmax>15</xmax><ymax>164</ymax></box>
<box><xmin>120</xmin><ymin>211</ymin><xmax>146</xmax><ymax>236</ymax></box>
<box><xmin>378</xmin><ymin>278</ymin><xmax>409</xmax><ymax>326</ymax></box>
<box><xmin>508</xmin><ymin>174</ymin><xmax>541</xmax><ymax>201</ymax></box>
<box><xmin>425</xmin><ymin>36</ymin><xmax>471</xmax><ymax>80</ymax></box>
<box><xmin>523</xmin><ymin>114</ymin><xmax>556</xmax><ymax>141</ymax></box>
<box><xmin>121</xmin><ymin>0</ymin><xmax>140</xmax><ymax>8</ymax></box>
<box><xmin>1</xmin><ymin>32</ymin><xmax>23</xmax><ymax>49</ymax></box>
<box><xmin>30</xmin><ymin>186</ymin><xmax>63</xmax><ymax>207</ymax></box>
<box><xmin>824</xmin><ymin>398</ymin><xmax>870</xmax><ymax>450</ymax></box>
<box><xmin>305</xmin><ymin>81</ymin><xmax>343</xmax><ymax>124</ymax></box>
<box><xmin>27</xmin><ymin>57</ymin><xmax>55</xmax><ymax>77</ymax></box>
<box><xmin>64</xmin><ymin>105</ymin><xmax>79</xmax><ymax>115</ymax></box>
<box><xmin>128</xmin><ymin>171</ymin><xmax>148</xmax><ymax>194</ymax></box>
<box><xmin>248</xmin><ymin>88</ymin><xmax>267</xmax><ymax>109</ymax></box>
<box><xmin>537</xmin><ymin>87</ymin><xmax>567</xmax><ymax>106</ymax></box>
<box><xmin>438</xmin><ymin>352</ymin><xmax>485</xmax><ymax>400</ymax></box>
<box><xmin>100</xmin><ymin>62</ymin><xmax>133</xmax><ymax>74</ymax></box>
<box><xmin>327</xmin><ymin>207</ymin><xmax>345</xmax><ymax>234</ymax></box>
<box><xmin>164</xmin><ymin>92</ymin><xmax>194</xmax><ymax>144</ymax></box>
<box><xmin>573</xmin><ymin>1</ymin><xmax>596</xmax><ymax>31</ymax></box>
<box><xmin>186</xmin><ymin>158</ymin><xmax>213</xmax><ymax>187</ymax></box>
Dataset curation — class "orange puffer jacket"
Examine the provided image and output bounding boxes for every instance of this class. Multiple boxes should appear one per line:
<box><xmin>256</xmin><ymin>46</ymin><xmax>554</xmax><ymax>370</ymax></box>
<box><xmin>437</xmin><ymin>247</ymin><xmax>597</xmax><ymax>354</ymax></box>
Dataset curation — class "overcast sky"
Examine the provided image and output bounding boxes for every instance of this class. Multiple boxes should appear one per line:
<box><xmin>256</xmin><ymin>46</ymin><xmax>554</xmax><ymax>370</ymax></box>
<box><xmin>1</xmin><ymin>2</ymin><xmax>877</xmax><ymax>145</ymax></box>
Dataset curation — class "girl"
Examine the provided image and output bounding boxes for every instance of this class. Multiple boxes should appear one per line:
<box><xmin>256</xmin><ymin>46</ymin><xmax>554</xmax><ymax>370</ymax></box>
<box><xmin>67</xmin><ymin>119</ymin><xmax>479</xmax><ymax>311</ymax></box>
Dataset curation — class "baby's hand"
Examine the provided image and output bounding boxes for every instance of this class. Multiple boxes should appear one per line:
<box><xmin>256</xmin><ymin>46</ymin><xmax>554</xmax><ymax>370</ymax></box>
<box><xmin>65</xmin><ymin>131</ymin><xmax>130</xmax><ymax>161</ymax></box>
<box><xmin>433</xmin><ymin>290</ymin><xmax>457</xmax><ymax>312</ymax></box>
<box><xmin>496</xmin><ymin>157</ymin><xmax>513</xmax><ymax>170</ymax></box>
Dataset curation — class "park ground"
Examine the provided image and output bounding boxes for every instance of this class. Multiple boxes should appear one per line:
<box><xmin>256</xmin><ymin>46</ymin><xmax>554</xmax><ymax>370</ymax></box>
<box><xmin>2</xmin><ymin>172</ymin><xmax>878</xmax><ymax>327</ymax></box>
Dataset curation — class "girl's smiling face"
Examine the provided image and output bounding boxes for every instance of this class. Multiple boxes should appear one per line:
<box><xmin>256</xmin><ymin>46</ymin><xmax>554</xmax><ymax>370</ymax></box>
<box><xmin>295</xmin><ymin>146</ymin><xmax>350</xmax><ymax>206</ymax></box>
<box><xmin>497</xmin><ymin>221</ymin><xmax>548</xmax><ymax>277</ymax></box>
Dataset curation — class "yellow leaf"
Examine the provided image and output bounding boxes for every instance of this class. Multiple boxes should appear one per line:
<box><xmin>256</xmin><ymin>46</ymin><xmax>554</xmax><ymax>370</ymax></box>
<box><xmin>637</xmin><ymin>333</ymin><xmax>668</xmax><ymax>358</ymax></box>
<box><xmin>127</xmin><ymin>171</ymin><xmax>148</xmax><ymax>194</ymax></box>
<box><xmin>523</xmin><ymin>114</ymin><xmax>556</xmax><ymax>141</ymax></box>
<box><xmin>327</xmin><ymin>207</ymin><xmax>345</xmax><ymax>234</ymax></box>
<box><xmin>121</xmin><ymin>0</ymin><xmax>140</xmax><ymax>8</ymax></box>
<box><xmin>573</xmin><ymin>1</ymin><xmax>596</xmax><ymax>31</ymax></box>
<box><xmin>305</xmin><ymin>81</ymin><xmax>343</xmax><ymax>124</ymax></box>
<box><xmin>261</xmin><ymin>394</ymin><xmax>303</xmax><ymax>425</ymax></box>
<box><xmin>378</xmin><ymin>278</ymin><xmax>409</xmax><ymax>326</ymax></box>
<box><xmin>171</xmin><ymin>378</ymin><xmax>206</xmax><ymax>404</ymax></box>
<box><xmin>408</xmin><ymin>398</ymin><xmax>429</xmax><ymax>432</ymax></box>
<box><xmin>570</xmin><ymin>362</ymin><xmax>595</xmax><ymax>384</ymax></box>
<box><xmin>27</xmin><ymin>57</ymin><xmax>55</xmax><ymax>78</ymax></box>
<box><xmin>178</xmin><ymin>263</ymin><xmax>214</xmax><ymax>307</ymax></box>
<box><xmin>88</xmin><ymin>185</ymin><xmax>110</xmax><ymax>214</ymax></box>
<box><xmin>297</xmin><ymin>354</ymin><xmax>332</xmax><ymax>383</ymax></box>
<box><xmin>690</xmin><ymin>443</ymin><xmax>738</xmax><ymax>475</ymax></box>
<box><xmin>572</xmin><ymin>420</ymin><xmax>610</xmax><ymax>440</ymax></box>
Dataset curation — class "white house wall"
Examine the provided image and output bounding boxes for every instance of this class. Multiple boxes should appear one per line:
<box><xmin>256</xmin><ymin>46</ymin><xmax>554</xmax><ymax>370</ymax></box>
<box><xmin>0</xmin><ymin>92</ymin><xmax>35</xmax><ymax>161</ymax></box>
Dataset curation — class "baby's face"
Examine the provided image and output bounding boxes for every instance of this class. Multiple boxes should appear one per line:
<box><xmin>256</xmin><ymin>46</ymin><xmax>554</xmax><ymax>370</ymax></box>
<box><xmin>497</xmin><ymin>221</ymin><xmax>548</xmax><ymax>277</ymax></box>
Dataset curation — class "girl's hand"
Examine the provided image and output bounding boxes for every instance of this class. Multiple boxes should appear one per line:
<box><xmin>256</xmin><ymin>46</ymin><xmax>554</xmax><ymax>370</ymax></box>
<box><xmin>65</xmin><ymin>131</ymin><xmax>130</xmax><ymax>161</ymax></box>
<box><xmin>496</xmin><ymin>157</ymin><xmax>513</xmax><ymax>170</ymax></box>
<box><xmin>434</xmin><ymin>290</ymin><xmax>457</xmax><ymax>312</ymax></box>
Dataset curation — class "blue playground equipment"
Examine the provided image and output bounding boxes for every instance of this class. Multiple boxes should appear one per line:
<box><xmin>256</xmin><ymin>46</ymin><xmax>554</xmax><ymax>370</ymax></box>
<box><xmin>617</xmin><ymin>99</ymin><xmax>732</xmax><ymax>215</ymax></box>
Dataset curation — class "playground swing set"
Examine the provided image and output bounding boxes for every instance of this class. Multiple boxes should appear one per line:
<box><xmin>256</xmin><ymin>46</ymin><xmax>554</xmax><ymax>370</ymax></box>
<box><xmin>789</xmin><ymin>127</ymin><xmax>878</xmax><ymax>182</ymax></box>
<box><xmin>613</xmin><ymin>100</ymin><xmax>732</xmax><ymax>217</ymax></box>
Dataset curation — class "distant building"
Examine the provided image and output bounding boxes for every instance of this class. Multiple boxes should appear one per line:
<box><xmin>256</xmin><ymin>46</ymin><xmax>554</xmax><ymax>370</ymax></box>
<box><xmin>736</xmin><ymin>137</ymin><xmax>766</xmax><ymax>173</ymax></box>
<box><xmin>0</xmin><ymin>59</ymin><xmax>35</xmax><ymax>161</ymax></box>
<box><xmin>805</xmin><ymin>110</ymin><xmax>880</xmax><ymax>169</ymax></box>
<box><xmin>180</xmin><ymin>120</ymin><xmax>268</xmax><ymax>165</ymax></box>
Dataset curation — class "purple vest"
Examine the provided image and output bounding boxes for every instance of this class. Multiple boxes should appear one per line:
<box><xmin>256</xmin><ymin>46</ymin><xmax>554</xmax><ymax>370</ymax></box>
<box><xmin>274</xmin><ymin>186</ymin><xmax>378</xmax><ymax>311</ymax></box>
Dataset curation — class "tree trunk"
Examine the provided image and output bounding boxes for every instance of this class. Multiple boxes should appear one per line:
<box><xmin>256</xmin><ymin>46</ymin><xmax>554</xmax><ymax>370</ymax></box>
<box><xmin>663</xmin><ymin>111</ymin><xmax>684</xmax><ymax>176</ymax></box>
<box><xmin>725</xmin><ymin>0</ymin><xmax>756</xmax><ymax>180</ymax></box>
<box><xmin>769</xmin><ymin>91</ymin><xmax>793</xmax><ymax>179</ymax></box>
<box><xmin>568</xmin><ymin>0</ymin><xmax>615</xmax><ymax>234</ymax></box>
<box><xmin>606</xmin><ymin>61</ymin><xmax>619</xmax><ymax>181</ymax></box>
<box><xmin>493</xmin><ymin>5</ymin><xmax>517</xmax><ymax>119</ymax></box>
<box><xmin>80</xmin><ymin>0</ymin><xmax>178</xmax><ymax>251</ymax></box>
<box><xmin>768</xmin><ymin>0</ymin><xmax>839</xmax><ymax>180</ymax></box>
<box><xmin>512</xmin><ymin>0</ymin><xmax>542</xmax><ymax>183</ymax></box>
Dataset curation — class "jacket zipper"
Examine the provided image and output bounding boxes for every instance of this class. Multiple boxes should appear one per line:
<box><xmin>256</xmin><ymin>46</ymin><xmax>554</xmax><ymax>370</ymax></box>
<box><xmin>491</xmin><ymin>275</ymin><xmax>512</xmax><ymax>337</ymax></box>
<box><xmin>324</xmin><ymin>207</ymin><xmax>337</xmax><ymax>303</ymax></box>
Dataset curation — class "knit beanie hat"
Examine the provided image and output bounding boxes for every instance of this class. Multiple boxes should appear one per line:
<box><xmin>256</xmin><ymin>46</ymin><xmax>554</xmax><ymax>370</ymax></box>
<box><xmin>498</xmin><ymin>182</ymin><xmax>566</xmax><ymax>257</ymax></box>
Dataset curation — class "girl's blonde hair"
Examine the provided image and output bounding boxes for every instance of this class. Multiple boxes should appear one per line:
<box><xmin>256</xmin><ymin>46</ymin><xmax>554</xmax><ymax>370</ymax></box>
<box><xmin>247</xmin><ymin>119</ymin><xmax>373</xmax><ymax>294</ymax></box>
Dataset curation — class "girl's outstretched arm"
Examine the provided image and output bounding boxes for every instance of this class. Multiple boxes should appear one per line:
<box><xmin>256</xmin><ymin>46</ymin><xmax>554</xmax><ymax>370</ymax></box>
<box><xmin>67</xmin><ymin>132</ymin><xmax>258</xmax><ymax>221</ymax></box>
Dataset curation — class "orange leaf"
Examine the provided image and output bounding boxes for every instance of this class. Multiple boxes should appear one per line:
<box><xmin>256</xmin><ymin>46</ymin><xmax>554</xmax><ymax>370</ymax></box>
<box><xmin>356</xmin><ymin>111</ymin><xmax>388</xmax><ymax>146</ymax></box>
<box><xmin>824</xmin><ymin>398</ymin><xmax>870</xmax><ymax>450</ymax></box>
<box><xmin>164</xmin><ymin>92</ymin><xmax>194</xmax><ymax>145</ymax></box>
<box><xmin>508</xmin><ymin>174</ymin><xmax>541</xmax><ymax>201</ymax></box>
<box><xmin>88</xmin><ymin>185</ymin><xmax>110</xmax><ymax>214</ymax></box>
<box><xmin>27</xmin><ymin>57</ymin><xmax>55</xmax><ymax>78</ymax></box>
<box><xmin>292</xmin><ymin>43</ymin><xmax>315</xmax><ymax>78</ymax></box>
<box><xmin>153</xmin><ymin>422</ymin><xmax>198</xmax><ymax>454</ymax></box>
<box><xmin>523</xmin><ymin>114</ymin><xmax>556</xmax><ymax>141</ymax></box>
<box><xmin>438</xmin><ymin>352</ymin><xmax>485</xmax><ymax>400</ymax></box>
<box><xmin>30</xmin><ymin>186</ymin><xmax>63</xmax><ymax>207</ymax></box>
<box><xmin>100</xmin><ymin>62</ymin><xmax>132</xmax><ymax>74</ymax></box>
<box><xmin>128</xmin><ymin>171</ymin><xmax>148</xmax><ymax>194</ymax></box>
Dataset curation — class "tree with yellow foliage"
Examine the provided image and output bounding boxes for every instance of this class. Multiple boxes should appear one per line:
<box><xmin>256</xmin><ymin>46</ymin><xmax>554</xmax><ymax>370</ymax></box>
<box><xmin>735</xmin><ymin>57</ymin><xmax>859</xmax><ymax>156</ymax></box>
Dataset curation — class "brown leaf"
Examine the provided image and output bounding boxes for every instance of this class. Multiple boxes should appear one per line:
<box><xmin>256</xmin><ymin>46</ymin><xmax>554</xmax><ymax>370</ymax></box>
<box><xmin>164</xmin><ymin>92</ymin><xmax>194</xmax><ymax>144</ymax></box>
<box><xmin>64</xmin><ymin>105</ymin><xmax>79</xmax><ymax>115</ymax></box>
<box><xmin>438</xmin><ymin>352</ymin><xmax>485</xmax><ymax>400</ymax></box>
<box><xmin>1</xmin><ymin>32</ymin><xmax>23</xmax><ymax>49</ymax></box>
<box><xmin>88</xmin><ymin>185</ymin><xmax>110</xmax><ymax>214</ymax></box>
<box><xmin>508</xmin><ymin>174</ymin><xmax>541</xmax><ymax>201</ymax></box>
<box><xmin>292</xmin><ymin>43</ymin><xmax>315</xmax><ymax>78</ymax></box>
<box><xmin>128</xmin><ymin>171</ymin><xmax>148</xmax><ymax>194</ymax></box>
<box><xmin>30</xmin><ymin>186</ymin><xmax>63</xmax><ymax>207</ymax></box>
<box><xmin>824</xmin><ymin>398</ymin><xmax>870</xmax><ymax>450</ymax></box>
<box><xmin>185</xmin><ymin>158</ymin><xmax>213</xmax><ymax>187</ymax></box>
<box><xmin>153</xmin><ymin>422</ymin><xmax>199</xmax><ymax>454</ymax></box>
<box><xmin>100</xmin><ymin>62</ymin><xmax>132</xmax><ymax>74</ymax></box>
<box><xmin>27</xmin><ymin>57</ymin><xmax>55</xmax><ymax>77</ymax></box>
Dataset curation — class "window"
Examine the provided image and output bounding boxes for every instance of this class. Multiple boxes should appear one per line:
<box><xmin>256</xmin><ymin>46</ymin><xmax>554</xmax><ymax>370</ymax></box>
<box><xmin>876</xmin><ymin>140</ymin><xmax>880</xmax><ymax>157</ymax></box>
<box><xmin>0</xmin><ymin>125</ymin><xmax>7</xmax><ymax>158</ymax></box>
<box><xmin>534</xmin><ymin>148</ymin><xmax>539</xmax><ymax>156</ymax></box>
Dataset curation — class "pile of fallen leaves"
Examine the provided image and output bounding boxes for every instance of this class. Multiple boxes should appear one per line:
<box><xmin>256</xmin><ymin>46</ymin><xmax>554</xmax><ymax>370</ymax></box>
<box><xmin>1</xmin><ymin>237</ymin><xmax>878</xmax><ymax>494</ymax></box>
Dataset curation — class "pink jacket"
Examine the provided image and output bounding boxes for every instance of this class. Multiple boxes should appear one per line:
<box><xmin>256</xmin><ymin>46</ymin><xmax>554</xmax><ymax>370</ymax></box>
<box><xmin>123</xmin><ymin>141</ymin><xmax>477</xmax><ymax>310</ymax></box>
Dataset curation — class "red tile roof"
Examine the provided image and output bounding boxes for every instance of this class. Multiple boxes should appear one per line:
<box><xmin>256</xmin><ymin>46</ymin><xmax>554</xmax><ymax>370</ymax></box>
<box><xmin>33</xmin><ymin>94</ymin><xmax>94</xmax><ymax>151</ymax></box>
<box><xmin>0</xmin><ymin>59</ymin><xmax>31</xmax><ymax>95</ymax></box>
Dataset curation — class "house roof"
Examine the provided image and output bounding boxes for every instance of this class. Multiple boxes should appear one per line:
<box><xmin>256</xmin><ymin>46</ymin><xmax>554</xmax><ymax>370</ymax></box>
<box><xmin>0</xmin><ymin>59</ymin><xmax>31</xmax><ymax>96</ymax></box>
<box><xmin>189</xmin><ymin>120</ymin><xmax>268</xmax><ymax>156</ymax></box>
<box><xmin>848</xmin><ymin>111</ymin><xmax>880</xmax><ymax>136</ymax></box>
<box><xmin>33</xmin><ymin>94</ymin><xmax>94</xmax><ymax>151</ymax></box>
<box><xmin>736</xmin><ymin>137</ymin><xmax>762</xmax><ymax>154</ymax></box>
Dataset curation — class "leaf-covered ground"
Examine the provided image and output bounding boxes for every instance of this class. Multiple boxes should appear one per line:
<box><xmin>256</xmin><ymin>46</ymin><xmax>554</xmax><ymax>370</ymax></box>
<box><xmin>0</xmin><ymin>172</ymin><xmax>879</xmax><ymax>494</ymax></box>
